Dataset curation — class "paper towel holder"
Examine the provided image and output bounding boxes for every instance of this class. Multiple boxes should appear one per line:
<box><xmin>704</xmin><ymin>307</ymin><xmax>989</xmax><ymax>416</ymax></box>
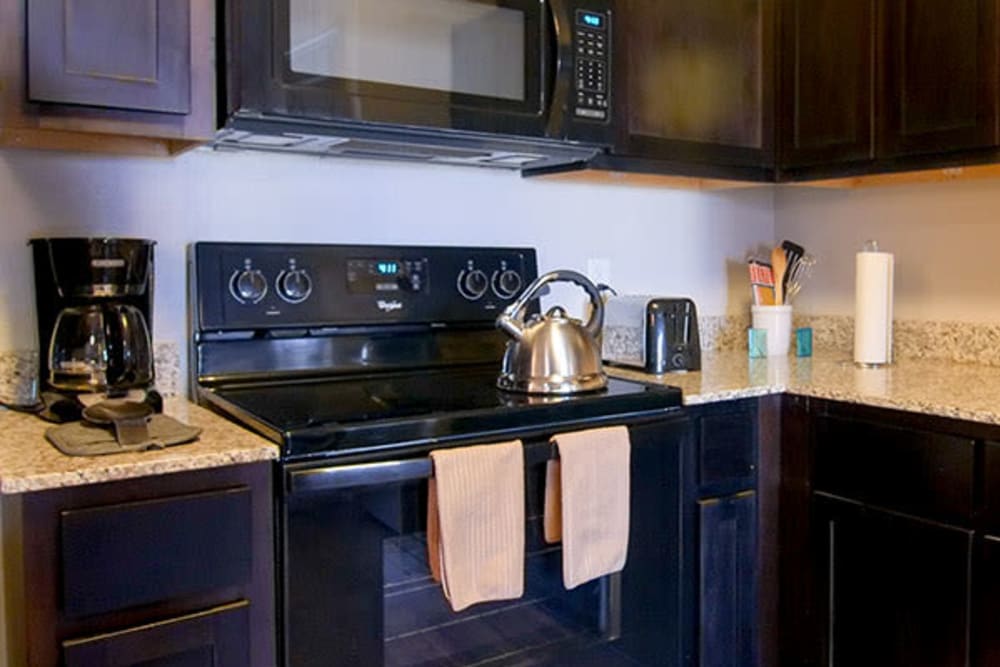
<box><xmin>854</xmin><ymin>239</ymin><xmax>894</xmax><ymax>368</ymax></box>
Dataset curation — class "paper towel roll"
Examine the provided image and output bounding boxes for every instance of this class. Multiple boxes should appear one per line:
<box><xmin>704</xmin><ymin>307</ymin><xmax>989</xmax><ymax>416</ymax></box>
<box><xmin>854</xmin><ymin>250</ymin><xmax>894</xmax><ymax>365</ymax></box>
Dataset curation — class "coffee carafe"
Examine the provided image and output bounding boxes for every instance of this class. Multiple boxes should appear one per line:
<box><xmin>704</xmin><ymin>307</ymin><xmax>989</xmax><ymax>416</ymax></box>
<box><xmin>31</xmin><ymin>238</ymin><xmax>156</xmax><ymax>420</ymax></box>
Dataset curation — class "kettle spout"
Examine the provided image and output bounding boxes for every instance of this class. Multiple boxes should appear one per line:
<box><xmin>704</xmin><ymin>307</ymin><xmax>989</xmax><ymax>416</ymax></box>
<box><xmin>496</xmin><ymin>308</ymin><xmax>524</xmax><ymax>340</ymax></box>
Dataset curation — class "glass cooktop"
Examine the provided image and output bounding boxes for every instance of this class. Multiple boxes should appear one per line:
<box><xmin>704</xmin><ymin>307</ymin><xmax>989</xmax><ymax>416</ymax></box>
<box><xmin>203</xmin><ymin>365</ymin><xmax>682</xmax><ymax>460</ymax></box>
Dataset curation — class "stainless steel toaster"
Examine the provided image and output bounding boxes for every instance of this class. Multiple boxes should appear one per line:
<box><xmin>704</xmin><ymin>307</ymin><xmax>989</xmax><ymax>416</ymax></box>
<box><xmin>602</xmin><ymin>295</ymin><xmax>701</xmax><ymax>373</ymax></box>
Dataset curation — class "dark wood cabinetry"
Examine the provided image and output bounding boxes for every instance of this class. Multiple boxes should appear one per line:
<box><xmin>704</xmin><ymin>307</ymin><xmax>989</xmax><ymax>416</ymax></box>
<box><xmin>602</xmin><ymin>0</ymin><xmax>775</xmax><ymax>180</ymax></box>
<box><xmin>28</xmin><ymin>0</ymin><xmax>193</xmax><ymax>115</ymax></box>
<box><xmin>2</xmin><ymin>463</ymin><xmax>274</xmax><ymax>667</ymax></box>
<box><xmin>878</xmin><ymin>0</ymin><xmax>999</xmax><ymax>158</ymax></box>
<box><xmin>698</xmin><ymin>491</ymin><xmax>757</xmax><ymax>667</ymax></box>
<box><xmin>62</xmin><ymin>601</ymin><xmax>251</xmax><ymax>667</ymax></box>
<box><xmin>814</xmin><ymin>497</ymin><xmax>972</xmax><ymax>667</ymax></box>
<box><xmin>779</xmin><ymin>398</ymin><xmax>1000</xmax><ymax>667</ymax></box>
<box><xmin>778</xmin><ymin>0</ymin><xmax>1000</xmax><ymax>180</ymax></box>
<box><xmin>778</xmin><ymin>0</ymin><xmax>875</xmax><ymax>169</ymax></box>
<box><xmin>687</xmin><ymin>398</ymin><xmax>768</xmax><ymax>667</ymax></box>
<box><xmin>0</xmin><ymin>0</ymin><xmax>215</xmax><ymax>156</ymax></box>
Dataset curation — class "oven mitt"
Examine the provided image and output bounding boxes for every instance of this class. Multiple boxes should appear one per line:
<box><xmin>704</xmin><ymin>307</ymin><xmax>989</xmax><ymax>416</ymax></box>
<box><xmin>46</xmin><ymin>415</ymin><xmax>202</xmax><ymax>456</ymax></box>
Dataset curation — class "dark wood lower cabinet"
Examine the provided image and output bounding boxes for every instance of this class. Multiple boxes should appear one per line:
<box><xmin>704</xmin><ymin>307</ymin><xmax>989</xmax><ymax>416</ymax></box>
<box><xmin>63</xmin><ymin>601</ymin><xmax>250</xmax><ymax>667</ymax></box>
<box><xmin>974</xmin><ymin>535</ymin><xmax>1000</xmax><ymax>666</ymax></box>
<box><xmin>778</xmin><ymin>399</ymin><xmax>1000</xmax><ymax>667</ymax></box>
<box><xmin>688</xmin><ymin>398</ymin><xmax>768</xmax><ymax>667</ymax></box>
<box><xmin>815</xmin><ymin>497</ymin><xmax>972</xmax><ymax>667</ymax></box>
<box><xmin>5</xmin><ymin>462</ymin><xmax>274</xmax><ymax>667</ymax></box>
<box><xmin>699</xmin><ymin>491</ymin><xmax>757</xmax><ymax>667</ymax></box>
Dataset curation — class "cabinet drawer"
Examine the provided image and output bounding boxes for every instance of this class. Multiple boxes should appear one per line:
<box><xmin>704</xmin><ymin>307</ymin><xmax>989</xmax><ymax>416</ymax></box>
<box><xmin>698</xmin><ymin>409</ymin><xmax>756</xmax><ymax>493</ymax></box>
<box><xmin>61</xmin><ymin>487</ymin><xmax>252</xmax><ymax>618</ymax></box>
<box><xmin>63</xmin><ymin>600</ymin><xmax>250</xmax><ymax>666</ymax></box>
<box><xmin>814</xmin><ymin>416</ymin><xmax>974</xmax><ymax>524</ymax></box>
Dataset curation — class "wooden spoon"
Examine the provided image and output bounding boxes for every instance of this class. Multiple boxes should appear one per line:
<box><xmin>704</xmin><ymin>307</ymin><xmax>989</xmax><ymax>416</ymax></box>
<box><xmin>771</xmin><ymin>245</ymin><xmax>787</xmax><ymax>305</ymax></box>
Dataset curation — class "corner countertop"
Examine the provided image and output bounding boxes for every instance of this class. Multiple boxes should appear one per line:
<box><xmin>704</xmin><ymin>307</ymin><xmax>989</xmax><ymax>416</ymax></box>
<box><xmin>0</xmin><ymin>398</ymin><xmax>278</xmax><ymax>494</ymax></box>
<box><xmin>609</xmin><ymin>351</ymin><xmax>1000</xmax><ymax>427</ymax></box>
<box><xmin>8</xmin><ymin>353</ymin><xmax>1000</xmax><ymax>494</ymax></box>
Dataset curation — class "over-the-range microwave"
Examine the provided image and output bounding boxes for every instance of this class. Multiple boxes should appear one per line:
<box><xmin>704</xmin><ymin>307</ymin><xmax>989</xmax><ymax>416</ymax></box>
<box><xmin>217</xmin><ymin>0</ymin><xmax>614</xmax><ymax>170</ymax></box>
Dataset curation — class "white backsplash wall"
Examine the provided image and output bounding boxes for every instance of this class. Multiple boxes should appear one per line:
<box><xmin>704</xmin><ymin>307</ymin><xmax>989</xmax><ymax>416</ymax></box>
<box><xmin>774</xmin><ymin>178</ymin><xmax>1000</xmax><ymax>323</ymax></box>
<box><xmin>0</xmin><ymin>147</ymin><xmax>774</xmax><ymax>388</ymax></box>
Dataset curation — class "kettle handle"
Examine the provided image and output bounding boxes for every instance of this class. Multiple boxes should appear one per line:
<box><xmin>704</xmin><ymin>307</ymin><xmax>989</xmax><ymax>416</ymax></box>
<box><xmin>499</xmin><ymin>269</ymin><xmax>605</xmax><ymax>340</ymax></box>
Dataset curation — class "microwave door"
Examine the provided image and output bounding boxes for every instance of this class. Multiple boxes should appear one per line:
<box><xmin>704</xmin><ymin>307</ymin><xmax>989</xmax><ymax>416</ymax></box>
<box><xmin>239</xmin><ymin>0</ymin><xmax>552</xmax><ymax>135</ymax></box>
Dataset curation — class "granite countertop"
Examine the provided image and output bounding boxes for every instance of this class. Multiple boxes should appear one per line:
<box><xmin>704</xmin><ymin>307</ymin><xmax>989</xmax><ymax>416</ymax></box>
<box><xmin>9</xmin><ymin>351</ymin><xmax>1000</xmax><ymax>494</ymax></box>
<box><xmin>610</xmin><ymin>351</ymin><xmax>1000</xmax><ymax>426</ymax></box>
<box><xmin>0</xmin><ymin>397</ymin><xmax>278</xmax><ymax>494</ymax></box>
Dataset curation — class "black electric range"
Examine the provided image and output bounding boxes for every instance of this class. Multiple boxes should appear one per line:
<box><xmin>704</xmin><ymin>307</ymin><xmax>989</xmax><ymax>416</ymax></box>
<box><xmin>201</xmin><ymin>365</ymin><xmax>680</xmax><ymax>460</ymax></box>
<box><xmin>190</xmin><ymin>242</ymin><xmax>686</xmax><ymax>667</ymax></box>
<box><xmin>191</xmin><ymin>242</ymin><xmax>682</xmax><ymax>463</ymax></box>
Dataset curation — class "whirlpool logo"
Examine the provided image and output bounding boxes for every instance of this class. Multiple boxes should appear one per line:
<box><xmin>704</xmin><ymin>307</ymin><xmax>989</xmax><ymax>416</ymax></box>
<box><xmin>376</xmin><ymin>299</ymin><xmax>404</xmax><ymax>313</ymax></box>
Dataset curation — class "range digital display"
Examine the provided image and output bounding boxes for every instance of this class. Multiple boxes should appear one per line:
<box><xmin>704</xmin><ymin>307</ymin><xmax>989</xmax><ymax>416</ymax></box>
<box><xmin>346</xmin><ymin>257</ymin><xmax>426</xmax><ymax>295</ymax></box>
<box><xmin>376</xmin><ymin>261</ymin><xmax>400</xmax><ymax>276</ymax></box>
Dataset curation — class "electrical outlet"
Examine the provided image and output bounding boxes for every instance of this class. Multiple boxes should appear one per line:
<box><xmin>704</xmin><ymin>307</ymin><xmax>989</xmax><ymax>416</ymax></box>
<box><xmin>586</xmin><ymin>258</ymin><xmax>612</xmax><ymax>286</ymax></box>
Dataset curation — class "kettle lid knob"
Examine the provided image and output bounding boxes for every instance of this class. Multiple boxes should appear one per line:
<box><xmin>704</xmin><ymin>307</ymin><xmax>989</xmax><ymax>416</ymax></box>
<box><xmin>546</xmin><ymin>305</ymin><xmax>568</xmax><ymax>319</ymax></box>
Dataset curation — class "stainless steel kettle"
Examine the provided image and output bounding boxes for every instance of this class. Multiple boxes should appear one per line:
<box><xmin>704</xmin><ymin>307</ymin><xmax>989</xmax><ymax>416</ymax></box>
<box><xmin>496</xmin><ymin>270</ymin><xmax>607</xmax><ymax>394</ymax></box>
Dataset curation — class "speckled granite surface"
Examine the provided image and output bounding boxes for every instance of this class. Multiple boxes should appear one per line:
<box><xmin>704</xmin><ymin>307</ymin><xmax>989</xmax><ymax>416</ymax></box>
<box><xmin>606</xmin><ymin>312</ymin><xmax>1000</xmax><ymax>367</ymax></box>
<box><xmin>611</xmin><ymin>350</ymin><xmax>1000</xmax><ymax>427</ymax></box>
<box><xmin>0</xmin><ymin>397</ymin><xmax>277</xmax><ymax>494</ymax></box>
<box><xmin>789</xmin><ymin>315</ymin><xmax>1000</xmax><ymax>367</ymax></box>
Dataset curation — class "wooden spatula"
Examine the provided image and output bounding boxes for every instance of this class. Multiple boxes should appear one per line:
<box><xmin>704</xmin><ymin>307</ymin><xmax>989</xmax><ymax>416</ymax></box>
<box><xmin>771</xmin><ymin>245</ymin><xmax>787</xmax><ymax>305</ymax></box>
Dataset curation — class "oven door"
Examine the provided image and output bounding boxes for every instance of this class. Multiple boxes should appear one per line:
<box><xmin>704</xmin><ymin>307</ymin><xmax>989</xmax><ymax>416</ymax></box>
<box><xmin>234</xmin><ymin>0</ymin><xmax>553</xmax><ymax>137</ymax></box>
<box><xmin>280</xmin><ymin>416</ymin><xmax>688</xmax><ymax>667</ymax></box>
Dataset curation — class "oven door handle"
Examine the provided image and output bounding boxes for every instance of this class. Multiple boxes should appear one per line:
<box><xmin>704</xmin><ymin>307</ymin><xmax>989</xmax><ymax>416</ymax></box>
<box><xmin>288</xmin><ymin>458</ymin><xmax>433</xmax><ymax>494</ymax></box>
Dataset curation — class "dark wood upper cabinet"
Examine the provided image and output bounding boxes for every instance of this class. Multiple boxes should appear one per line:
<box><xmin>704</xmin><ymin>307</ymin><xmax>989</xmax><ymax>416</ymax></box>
<box><xmin>28</xmin><ymin>0</ymin><xmax>192</xmax><ymax>114</ymax></box>
<box><xmin>778</xmin><ymin>0</ymin><xmax>876</xmax><ymax>168</ymax></box>
<box><xmin>613</xmin><ymin>0</ymin><xmax>775</xmax><ymax>171</ymax></box>
<box><xmin>1</xmin><ymin>0</ymin><xmax>215</xmax><ymax>156</ymax></box>
<box><xmin>879</xmin><ymin>0</ymin><xmax>999</xmax><ymax>157</ymax></box>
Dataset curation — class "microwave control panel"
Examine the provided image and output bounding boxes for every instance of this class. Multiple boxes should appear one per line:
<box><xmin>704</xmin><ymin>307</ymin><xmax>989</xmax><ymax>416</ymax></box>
<box><xmin>573</xmin><ymin>9</ymin><xmax>611</xmax><ymax>122</ymax></box>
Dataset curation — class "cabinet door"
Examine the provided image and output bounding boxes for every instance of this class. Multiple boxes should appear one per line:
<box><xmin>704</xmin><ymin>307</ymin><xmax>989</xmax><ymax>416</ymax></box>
<box><xmin>616</xmin><ymin>0</ymin><xmax>774</xmax><ymax>168</ymax></box>
<box><xmin>698</xmin><ymin>491</ymin><xmax>757</xmax><ymax>667</ymax></box>
<box><xmin>63</xmin><ymin>601</ymin><xmax>249</xmax><ymax>667</ymax></box>
<box><xmin>815</xmin><ymin>498</ymin><xmax>972</xmax><ymax>667</ymax></box>
<box><xmin>28</xmin><ymin>0</ymin><xmax>191</xmax><ymax>114</ymax></box>
<box><xmin>879</xmin><ymin>0</ymin><xmax>999</xmax><ymax>157</ymax></box>
<box><xmin>778</xmin><ymin>0</ymin><xmax>875</xmax><ymax>168</ymax></box>
<box><xmin>975</xmin><ymin>535</ymin><xmax>1000</xmax><ymax>667</ymax></box>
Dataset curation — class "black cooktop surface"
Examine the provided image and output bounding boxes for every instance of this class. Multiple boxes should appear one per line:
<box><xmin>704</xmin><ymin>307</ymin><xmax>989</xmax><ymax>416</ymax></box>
<box><xmin>203</xmin><ymin>366</ymin><xmax>682</xmax><ymax>460</ymax></box>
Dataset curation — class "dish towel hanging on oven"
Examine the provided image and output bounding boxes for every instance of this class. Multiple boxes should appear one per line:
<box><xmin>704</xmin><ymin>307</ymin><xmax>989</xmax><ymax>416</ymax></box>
<box><xmin>427</xmin><ymin>440</ymin><xmax>525</xmax><ymax>612</ymax></box>
<box><xmin>544</xmin><ymin>425</ymin><xmax>631</xmax><ymax>589</ymax></box>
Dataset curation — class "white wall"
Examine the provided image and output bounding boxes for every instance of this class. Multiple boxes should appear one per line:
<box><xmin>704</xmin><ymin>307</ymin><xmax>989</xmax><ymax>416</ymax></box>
<box><xmin>774</xmin><ymin>178</ymin><xmax>1000</xmax><ymax>322</ymax></box>
<box><xmin>0</xmin><ymin>147</ymin><xmax>774</xmax><ymax>385</ymax></box>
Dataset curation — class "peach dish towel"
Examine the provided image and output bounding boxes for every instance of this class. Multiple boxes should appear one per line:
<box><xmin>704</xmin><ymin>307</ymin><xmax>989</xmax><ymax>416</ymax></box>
<box><xmin>545</xmin><ymin>425</ymin><xmax>631</xmax><ymax>589</ymax></box>
<box><xmin>427</xmin><ymin>440</ymin><xmax>525</xmax><ymax>612</ymax></box>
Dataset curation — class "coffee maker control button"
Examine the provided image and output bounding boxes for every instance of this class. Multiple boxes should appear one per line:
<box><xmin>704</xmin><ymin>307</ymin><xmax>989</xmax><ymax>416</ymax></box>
<box><xmin>277</xmin><ymin>269</ymin><xmax>313</xmax><ymax>304</ymax></box>
<box><xmin>230</xmin><ymin>269</ymin><xmax>268</xmax><ymax>304</ymax></box>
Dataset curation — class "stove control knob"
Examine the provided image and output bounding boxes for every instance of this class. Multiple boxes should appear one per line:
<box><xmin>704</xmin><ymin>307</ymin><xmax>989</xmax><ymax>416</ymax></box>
<box><xmin>230</xmin><ymin>268</ymin><xmax>268</xmax><ymax>304</ymax></box>
<box><xmin>492</xmin><ymin>269</ymin><xmax>522</xmax><ymax>299</ymax></box>
<box><xmin>457</xmin><ymin>269</ymin><xmax>489</xmax><ymax>300</ymax></box>
<box><xmin>277</xmin><ymin>269</ymin><xmax>313</xmax><ymax>304</ymax></box>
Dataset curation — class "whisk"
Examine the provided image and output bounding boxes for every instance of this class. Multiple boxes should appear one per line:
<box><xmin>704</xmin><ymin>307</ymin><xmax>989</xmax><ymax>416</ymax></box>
<box><xmin>784</xmin><ymin>253</ymin><xmax>816</xmax><ymax>304</ymax></box>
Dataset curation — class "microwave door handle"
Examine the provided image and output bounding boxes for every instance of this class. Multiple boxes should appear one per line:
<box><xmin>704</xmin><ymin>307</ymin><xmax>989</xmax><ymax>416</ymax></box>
<box><xmin>288</xmin><ymin>458</ymin><xmax>433</xmax><ymax>494</ymax></box>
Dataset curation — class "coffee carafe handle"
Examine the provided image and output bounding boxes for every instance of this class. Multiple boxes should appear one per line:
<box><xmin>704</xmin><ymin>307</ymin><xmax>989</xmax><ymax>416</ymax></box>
<box><xmin>103</xmin><ymin>304</ymin><xmax>153</xmax><ymax>391</ymax></box>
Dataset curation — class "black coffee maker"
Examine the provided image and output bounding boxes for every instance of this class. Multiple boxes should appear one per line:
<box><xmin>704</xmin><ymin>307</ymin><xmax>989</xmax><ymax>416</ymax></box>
<box><xmin>31</xmin><ymin>238</ymin><xmax>158</xmax><ymax>422</ymax></box>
